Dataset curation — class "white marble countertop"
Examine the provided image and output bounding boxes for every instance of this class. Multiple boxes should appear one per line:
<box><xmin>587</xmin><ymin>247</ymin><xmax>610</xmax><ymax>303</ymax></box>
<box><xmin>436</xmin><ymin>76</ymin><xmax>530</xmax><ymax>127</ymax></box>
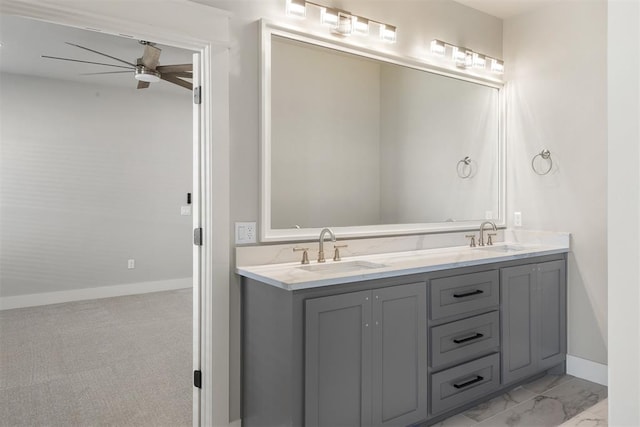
<box><xmin>236</xmin><ymin>232</ymin><xmax>570</xmax><ymax>291</ymax></box>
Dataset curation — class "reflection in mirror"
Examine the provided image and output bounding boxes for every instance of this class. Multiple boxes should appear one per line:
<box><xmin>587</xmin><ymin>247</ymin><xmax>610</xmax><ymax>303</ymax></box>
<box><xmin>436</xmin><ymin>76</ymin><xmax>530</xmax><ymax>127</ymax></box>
<box><xmin>263</xmin><ymin>23</ymin><xmax>504</xmax><ymax>241</ymax></box>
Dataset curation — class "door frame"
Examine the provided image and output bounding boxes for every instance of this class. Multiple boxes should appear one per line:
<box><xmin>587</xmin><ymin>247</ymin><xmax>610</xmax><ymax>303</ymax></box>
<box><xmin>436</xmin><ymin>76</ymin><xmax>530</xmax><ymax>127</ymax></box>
<box><xmin>0</xmin><ymin>1</ymin><xmax>231</xmax><ymax>425</ymax></box>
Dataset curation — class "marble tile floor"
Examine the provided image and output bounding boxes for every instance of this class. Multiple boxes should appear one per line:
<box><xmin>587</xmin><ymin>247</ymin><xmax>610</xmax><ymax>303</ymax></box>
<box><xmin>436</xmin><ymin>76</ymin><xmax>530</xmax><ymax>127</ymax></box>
<box><xmin>434</xmin><ymin>375</ymin><xmax>608</xmax><ymax>427</ymax></box>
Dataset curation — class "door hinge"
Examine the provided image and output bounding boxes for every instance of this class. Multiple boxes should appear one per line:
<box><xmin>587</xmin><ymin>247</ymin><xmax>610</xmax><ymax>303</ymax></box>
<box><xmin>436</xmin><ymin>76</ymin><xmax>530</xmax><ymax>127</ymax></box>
<box><xmin>194</xmin><ymin>370</ymin><xmax>202</xmax><ymax>388</ymax></box>
<box><xmin>194</xmin><ymin>227</ymin><xmax>203</xmax><ymax>246</ymax></box>
<box><xmin>193</xmin><ymin>86</ymin><xmax>202</xmax><ymax>105</ymax></box>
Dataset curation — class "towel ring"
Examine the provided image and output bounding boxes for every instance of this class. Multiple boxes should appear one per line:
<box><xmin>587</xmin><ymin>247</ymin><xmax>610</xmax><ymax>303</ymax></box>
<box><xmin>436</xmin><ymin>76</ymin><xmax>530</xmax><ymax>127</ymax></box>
<box><xmin>457</xmin><ymin>156</ymin><xmax>472</xmax><ymax>179</ymax></box>
<box><xmin>532</xmin><ymin>149</ymin><xmax>552</xmax><ymax>175</ymax></box>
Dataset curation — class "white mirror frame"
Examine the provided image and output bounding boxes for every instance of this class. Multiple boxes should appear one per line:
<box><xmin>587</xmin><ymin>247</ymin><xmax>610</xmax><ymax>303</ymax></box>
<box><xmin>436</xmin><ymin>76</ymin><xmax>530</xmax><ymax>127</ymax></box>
<box><xmin>260</xmin><ymin>20</ymin><xmax>505</xmax><ymax>242</ymax></box>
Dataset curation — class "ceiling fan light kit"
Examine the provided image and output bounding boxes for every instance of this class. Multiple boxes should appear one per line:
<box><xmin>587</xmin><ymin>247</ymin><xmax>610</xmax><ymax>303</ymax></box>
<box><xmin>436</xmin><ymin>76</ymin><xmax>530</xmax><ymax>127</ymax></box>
<box><xmin>134</xmin><ymin>65</ymin><xmax>161</xmax><ymax>83</ymax></box>
<box><xmin>42</xmin><ymin>40</ymin><xmax>192</xmax><ymax>90</ymax></box>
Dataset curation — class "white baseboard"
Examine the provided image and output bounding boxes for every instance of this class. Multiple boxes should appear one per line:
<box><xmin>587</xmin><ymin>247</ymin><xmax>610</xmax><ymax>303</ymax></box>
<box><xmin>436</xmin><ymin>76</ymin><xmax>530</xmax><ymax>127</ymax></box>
<box><xmin>0</xmin><ymin>277</ymin><xmax>192</xmax><ymax>310</ymax></box>
<box><xmin>566</xmin><ymin>354</ymin><xmax>608</xmax><ymax>386</ymax></box>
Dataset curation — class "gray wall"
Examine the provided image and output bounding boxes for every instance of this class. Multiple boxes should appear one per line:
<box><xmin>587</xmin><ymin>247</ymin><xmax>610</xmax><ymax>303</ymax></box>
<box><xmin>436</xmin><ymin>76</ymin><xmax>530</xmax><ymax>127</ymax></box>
<box><xmin>0</xmin><ymin>73</ymin><xmax>193</xmax><ymax>297</ymax></box>
<box><xmin>504</xmin><ymin>0</ymin><xmax>607</xmax><ymax>365</ymax></box>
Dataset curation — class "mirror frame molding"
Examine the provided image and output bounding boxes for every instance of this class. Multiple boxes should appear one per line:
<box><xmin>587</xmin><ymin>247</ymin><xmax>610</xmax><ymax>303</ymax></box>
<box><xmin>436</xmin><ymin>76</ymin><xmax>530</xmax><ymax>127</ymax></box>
<box><xmin>260</xmin><ymin>19</ymin><xmax>505</xmax><ymax>242</ymax></box>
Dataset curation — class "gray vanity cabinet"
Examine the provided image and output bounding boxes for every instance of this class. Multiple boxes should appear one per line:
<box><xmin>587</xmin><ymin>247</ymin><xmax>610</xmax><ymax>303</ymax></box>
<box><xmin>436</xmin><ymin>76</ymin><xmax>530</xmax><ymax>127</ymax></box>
<box><xmin>305</xmin><ymin>290</ymin><xmax>373</xmax><ymax>427</ymax></box>
<box><xmin>501</xmin><ymin>260</ymin><xmax>566</xmax><ymax>385</ymax></box>
<box><xmin>305</xmin><ymin>282</ymin><xmax>428</xmax><ymax>427</ymax></box>
<box><xmin>241</xmin><ymin>253</ymin><xmax>567</xmax><ymax>427</ymax></box>
<box><xmin>372</xmin><ymin>284</ymin><xmax>428</xmax><ymax>427</ymax></box>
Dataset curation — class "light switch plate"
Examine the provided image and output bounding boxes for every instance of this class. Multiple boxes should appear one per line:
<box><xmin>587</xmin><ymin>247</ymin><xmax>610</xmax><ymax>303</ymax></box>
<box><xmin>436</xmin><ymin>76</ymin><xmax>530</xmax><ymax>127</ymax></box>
<box><xmin>181</xmin><ymin>205</ymin><xmax>192</xmax><ymax>216</ymax></box>
<box><xmin>235</xmin><ymin>222</ymin><xmax>257</xmax><ymax>244</ymax></box>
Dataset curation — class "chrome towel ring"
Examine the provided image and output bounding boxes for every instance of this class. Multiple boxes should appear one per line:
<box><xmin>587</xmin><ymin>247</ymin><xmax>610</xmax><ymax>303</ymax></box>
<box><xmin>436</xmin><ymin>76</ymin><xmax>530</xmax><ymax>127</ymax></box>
<box><xmin>532</xmin><ymin>149</ymin><xmax>552</xmax><ymax>175</ymax></box>
<box><xmin>457</xmin><ymin>156</ymin><xmax>473</xmax><ymax>179</ymax></box>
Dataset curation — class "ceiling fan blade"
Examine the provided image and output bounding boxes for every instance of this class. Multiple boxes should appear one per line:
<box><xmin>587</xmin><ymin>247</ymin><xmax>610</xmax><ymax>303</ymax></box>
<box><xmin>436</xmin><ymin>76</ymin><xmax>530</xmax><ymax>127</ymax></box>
<box><xmin>80</xmin><ymin>71</ymin><xmax>133</xmax><ymax>75</ymax></box>
<box><xmin>137</xmin><ymin>81</ymin><xmax>151</xmax><ymax>89</ymax></box>
<box><xmin>65</xmin><ymin>42</ymin><xmax>136</xmax><ymax>67</ymax></box>
<box><xmin>160</xmin><ymin>74</ymin><xmax>192</xmax><ymax>90</ymax></box>
<box><xmin>42</xmin><ymin>55</ymin><xmax>133</xmax><ymax>69</ymax></box>
<box><xmin>140</xmin><ymin>44</ymin><xmax>161</xmax><ymax>70</ymax></box>
<box><xmin>156</xmin><ymin>64</ymin><xmax>192</xmax><ymax>73</ymax></box>
<box><xmin>164</xmin><ymin>71</ymin><xmax>192</xmax><ymax>78</ymax></box>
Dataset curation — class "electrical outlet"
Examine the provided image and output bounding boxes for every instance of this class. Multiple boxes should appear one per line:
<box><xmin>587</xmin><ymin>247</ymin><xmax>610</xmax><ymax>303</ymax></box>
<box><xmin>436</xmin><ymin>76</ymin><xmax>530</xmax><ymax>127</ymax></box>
<box><xmin>180</xmin><ymin>205</ymin><xmax>192</xmax><ymax>216</ymax></box>
<box><xmin>235</xmin><ymin>222</ymin><xmax>257</xmax><ymax>244</ymax></box>
<box><xmin>514</xmin><ymin>212</ymin><xmax>522</xmax><ymax>227</ymax></box>
<box><xmin>128</xmin><ymin>259</ymin><xmax>135</xmax><ymax>269</ymax></box>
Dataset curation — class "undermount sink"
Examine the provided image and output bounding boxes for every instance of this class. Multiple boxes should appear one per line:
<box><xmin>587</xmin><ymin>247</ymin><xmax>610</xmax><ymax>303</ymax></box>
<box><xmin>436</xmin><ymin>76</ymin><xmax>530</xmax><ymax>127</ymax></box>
<box><xmin>477</xmin><ymin>244</ymin><xmax>528</xmax><ymax>253</ymax></box>
<box><xmin>298</xmin><ymin>260</ymin><xmax>387</xmax><ymax>273</ymax></box>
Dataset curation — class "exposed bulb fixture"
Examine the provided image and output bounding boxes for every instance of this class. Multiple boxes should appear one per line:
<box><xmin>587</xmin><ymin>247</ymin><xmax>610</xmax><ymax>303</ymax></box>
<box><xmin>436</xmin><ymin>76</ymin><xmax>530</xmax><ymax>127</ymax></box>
<box><xmin>430</xmin><ymin>39</ymin><xmax>446</xmax><ymax>57</ymax></box>
<box><xmin>452</xmin><ymin>46</ymin><xmax>470</xmax><ymax>67</ymax></box>
<box><xmin>473</xmin><ymin>53</ymin><xmax>487</xmax><ymax>69</ymax></box>
<box><xmin>431</xmin><ymin>39</ymin><xmax>504</xmax><ymax>75</ymax></box>
<box><xmin>284</xmin><ymin>1</ymin><xmax>396</xmax><ymax>43</ymax></box>
<box><xmin>379</xmin><ymin>24</ymin><xmax>397</xmax><ymax>43</ymax></box>
<box><xmin>320</xmin><ymin>6</ymin><xmax>339</xmax><ymax>26</ymax></box>
<box><xmin>491</xmin><ymin>58</ymin><xmax>504</xmax><ymax>74</ymax></box>
<box><xmin>353</xmin><ymin>16</ymin><xmax>369</xmax><ymax>35</ymax></box>
<box><xmin>286</xmin><ymin>0</ymin><xmax>306</xmax><ymax>18</ymax></box>
<box><xmin>134</xmin><ymin>65</ymin><xmax>161</xmax><ymax>83</ymax></box>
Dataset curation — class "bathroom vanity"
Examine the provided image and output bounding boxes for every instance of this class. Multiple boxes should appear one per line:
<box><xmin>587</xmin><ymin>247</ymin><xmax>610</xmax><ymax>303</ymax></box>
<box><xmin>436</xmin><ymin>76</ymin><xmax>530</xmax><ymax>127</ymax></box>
<box><xmin>238</xmin><ymin>237</ymin><xmax>568</xmax><ymax>426</ymax></box>
<box><xmin>244</xmin><ymin>19</ymin><xmax>569</xmax><ymax>427</ymax></box>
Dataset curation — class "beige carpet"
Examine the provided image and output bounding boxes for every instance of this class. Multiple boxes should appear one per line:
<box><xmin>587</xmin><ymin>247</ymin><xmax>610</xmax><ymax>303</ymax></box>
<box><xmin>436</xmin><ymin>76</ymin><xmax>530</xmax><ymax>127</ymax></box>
<box><xmin>0</xmin><ymin>289</ymin><xmax>192</xmax><ymax>427</ymax></box>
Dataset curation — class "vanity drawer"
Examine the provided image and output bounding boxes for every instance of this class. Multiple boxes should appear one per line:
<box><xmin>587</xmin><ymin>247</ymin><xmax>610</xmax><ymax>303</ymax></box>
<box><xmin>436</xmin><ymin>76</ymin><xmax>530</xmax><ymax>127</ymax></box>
<box><xmin>430</xmin><ymin>270</ymin><xmax>499</xmax><ymax>320</ymax></box>
<box><xmin>431</xmin><ymin>311</ymin><xmax>500</xmax><ymax>369</ymax></box>
<box><xmin>430</xmin><ymin>353</ymin><xmax>500</xmax><ymax>415</ymax></box>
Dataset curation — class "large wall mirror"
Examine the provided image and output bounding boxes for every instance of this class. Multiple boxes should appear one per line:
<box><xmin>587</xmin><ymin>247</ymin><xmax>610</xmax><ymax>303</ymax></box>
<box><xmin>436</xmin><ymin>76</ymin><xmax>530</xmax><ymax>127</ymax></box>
<box><xmin>260</xmin><ymin>21</ymin><xmax>505</xmax><ymax>242</ymax></box>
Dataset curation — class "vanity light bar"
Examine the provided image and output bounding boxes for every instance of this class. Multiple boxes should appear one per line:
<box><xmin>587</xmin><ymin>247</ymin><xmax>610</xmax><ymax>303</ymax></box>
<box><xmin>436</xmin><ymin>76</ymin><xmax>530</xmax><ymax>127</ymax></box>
<box><xmin>430</xmin><ymin>39</ymin><xmax>504</xmax><ymax>74</ymax></box>
<box><xmin>285</xmin><ymin>0</ymin><xmax>397</xmax><ymax>43</ymax></box>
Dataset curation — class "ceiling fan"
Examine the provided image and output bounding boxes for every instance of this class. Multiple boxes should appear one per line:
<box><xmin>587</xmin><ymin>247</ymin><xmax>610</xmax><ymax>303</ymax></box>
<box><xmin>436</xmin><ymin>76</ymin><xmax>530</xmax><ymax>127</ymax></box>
<box><xmin>42</xmin><ymin>40</ymin><xmax>192</xmax><ymax>90</ymax></box>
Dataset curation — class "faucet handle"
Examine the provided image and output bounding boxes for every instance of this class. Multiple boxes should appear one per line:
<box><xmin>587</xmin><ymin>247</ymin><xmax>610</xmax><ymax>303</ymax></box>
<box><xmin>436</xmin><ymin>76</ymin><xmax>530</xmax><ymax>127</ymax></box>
<box><xmin>465</xmin><ymin>235</ymin><xmax>477</xmax><ymax>248</ymax></box>
<box><xmin>487</xmin><ymin>233</ymin><xmax>497</xmax><ymax>246</ymax></box>
<box><xmin>293</xmin><ymin>247</ymin><xmax>310</xmax><ymax>264</ymax></box>
<box><xmin>333</xmin><ymin>244</ymin><xmax>348</xmax><ymax>261</ymax></box>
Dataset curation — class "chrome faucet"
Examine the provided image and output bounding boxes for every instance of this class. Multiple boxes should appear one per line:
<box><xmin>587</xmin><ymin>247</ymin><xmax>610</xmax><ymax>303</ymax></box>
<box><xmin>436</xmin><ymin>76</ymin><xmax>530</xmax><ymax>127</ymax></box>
<box><xmin>479</xmin><ymin>221</ymin><xmax>497</xmax><ymax>246</ymax></box>
<box><xmin>317</xmin><ymin>227</ymin><xmax>336</xmax><ymax>263</ymax></box>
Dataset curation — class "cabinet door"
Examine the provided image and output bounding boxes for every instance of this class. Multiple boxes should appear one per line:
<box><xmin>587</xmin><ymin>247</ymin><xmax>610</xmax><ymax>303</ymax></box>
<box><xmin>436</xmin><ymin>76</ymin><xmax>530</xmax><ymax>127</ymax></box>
<box><xmin>537</xmin><ymin>260</ymin><xmax>567</xmax><ymax>371</ymax></box>
<box><xmin>501</xmin><ymin>264</ymin><xmax>538</xmax><ymax>385</ymax></box>
<box><xmin>372</xmin><ymin>283</ymin><xmax>427</xmax><ymax>427</ymax></box>
<box><xmin>305</xmin><ymin>291</ymin><xmax>372</xmax><ymax>427</ymax></box>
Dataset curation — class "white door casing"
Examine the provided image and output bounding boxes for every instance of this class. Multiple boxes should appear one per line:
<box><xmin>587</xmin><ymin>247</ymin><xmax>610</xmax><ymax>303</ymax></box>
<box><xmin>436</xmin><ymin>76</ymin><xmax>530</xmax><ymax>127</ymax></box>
<box><xmin>0</xmin><ymin>1</ymin><xmax>231</xmax><ymax>425</ymax></box>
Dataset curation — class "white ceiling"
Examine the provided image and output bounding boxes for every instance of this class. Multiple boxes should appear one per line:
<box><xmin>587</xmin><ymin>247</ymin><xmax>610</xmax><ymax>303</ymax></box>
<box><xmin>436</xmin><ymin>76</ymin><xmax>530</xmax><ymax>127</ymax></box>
<box><xmin>453</xmin><ymin>0</ymin><xmax>554</xmax><ymax>19</ymax></box>
<box><xmin>0</xmin><ymin>14</ymin><xmax>195</xmax><ymax>93</ymax></box>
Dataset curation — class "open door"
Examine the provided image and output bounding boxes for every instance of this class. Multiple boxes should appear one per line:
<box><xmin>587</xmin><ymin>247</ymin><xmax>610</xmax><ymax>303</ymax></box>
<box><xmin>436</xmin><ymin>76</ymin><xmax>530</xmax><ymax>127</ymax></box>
<box><xmin>192</xmin><ymin>51</ymin><xmax>203</xmax><ymax>427</ymax></box>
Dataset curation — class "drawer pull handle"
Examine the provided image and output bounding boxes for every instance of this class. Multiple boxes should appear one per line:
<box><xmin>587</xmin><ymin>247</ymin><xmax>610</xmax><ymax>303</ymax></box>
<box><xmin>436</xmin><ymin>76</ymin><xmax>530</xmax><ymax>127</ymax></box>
<box><xmin>453</xmin><ymin>375</ymin><xmax>484</xmax><ymax>389</ymax></box>
<box><xmin>453</xmin><ymin>333</ymin><xmax>484</xmax><ymax>344</ymax></box>
<box><xmin>453</xmin><ymin>289</ymin><xmax>484</xmax><ymax>298</ymax></box>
